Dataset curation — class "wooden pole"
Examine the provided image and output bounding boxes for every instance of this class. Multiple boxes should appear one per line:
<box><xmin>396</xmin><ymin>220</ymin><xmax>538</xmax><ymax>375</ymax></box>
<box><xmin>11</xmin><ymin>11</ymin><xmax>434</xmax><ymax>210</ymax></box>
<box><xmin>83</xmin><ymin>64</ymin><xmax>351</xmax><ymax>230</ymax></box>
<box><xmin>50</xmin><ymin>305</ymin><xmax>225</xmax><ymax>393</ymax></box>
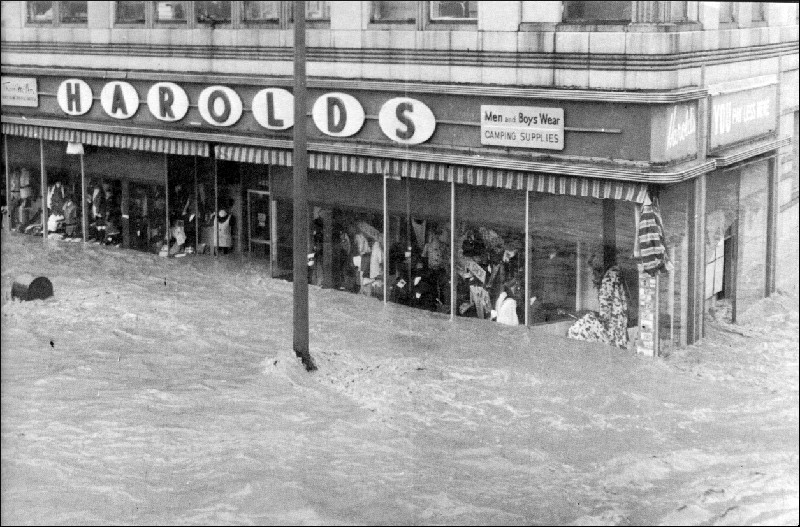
<box><xmin>40</xmin><ymin>138</ymin><xmax>47</xmax><ymax>241</ymax></box>
<box><xmin>3</xmin><ymin>135</ymin><xmax>10</xmax><ymax>233</ymax></box>
<box><xmin>525</xmin><ymin>190</ymin><xmax>530</xmax><ymax>326</ymax></box>
<box><xmin>292</xmin><ymin>0</ymin><xmax>315</xmax><ymax>371</ymax></box>
<box><xmin>164</xmin><ymin>154</ymin><xmax>169</xmax><ymax>248</ymax></box>
<box><xmin>80</xmin><ymin>153</ymin><xmax>87</xmax><ymax>243</ymax></box>
<box><xmin>194</xmin><ymin>155</ymin><xmax>199</xmax><ymax>251</ymax></box>
<box><xmin>450</xmin><ymin>178</ymin><xmax>455</xmax><ymax>321</ymax></box>
<box><xmin>383</xmin><ymin>172</ymin><xmax>388</xmax><ymax>304</ymax></box>
<box><xmin>214</xmin><ymin>156</ymin><xmax>219</xmax><ymax>256</ymax></box>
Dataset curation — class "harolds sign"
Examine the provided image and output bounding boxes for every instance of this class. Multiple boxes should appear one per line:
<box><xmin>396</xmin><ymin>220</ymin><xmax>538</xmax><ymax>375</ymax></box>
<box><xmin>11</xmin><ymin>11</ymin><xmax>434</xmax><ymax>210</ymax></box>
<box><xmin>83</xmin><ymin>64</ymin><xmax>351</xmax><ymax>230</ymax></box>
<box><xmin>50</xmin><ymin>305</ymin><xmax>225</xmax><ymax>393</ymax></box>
<box><xmin>52</xmin><ymin>78</ymin><xmax>437</xmax><ymax>144</ymax></box>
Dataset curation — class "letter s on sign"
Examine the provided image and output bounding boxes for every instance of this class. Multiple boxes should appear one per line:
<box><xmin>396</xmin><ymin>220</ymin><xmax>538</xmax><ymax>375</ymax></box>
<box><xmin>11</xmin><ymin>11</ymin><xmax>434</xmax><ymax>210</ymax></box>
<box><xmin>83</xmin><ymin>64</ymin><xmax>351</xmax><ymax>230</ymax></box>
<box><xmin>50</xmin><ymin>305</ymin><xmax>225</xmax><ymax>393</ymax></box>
<box><xmin>378</xmin><ymin>97</ymin><xmax>436</xmax><ymax>145</ymax></box>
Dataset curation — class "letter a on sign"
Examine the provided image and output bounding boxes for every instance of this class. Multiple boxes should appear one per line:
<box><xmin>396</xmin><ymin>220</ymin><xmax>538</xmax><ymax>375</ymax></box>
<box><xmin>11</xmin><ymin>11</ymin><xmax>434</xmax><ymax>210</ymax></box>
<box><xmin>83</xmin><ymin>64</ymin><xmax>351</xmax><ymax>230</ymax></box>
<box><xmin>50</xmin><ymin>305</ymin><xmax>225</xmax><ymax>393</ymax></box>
<box><xmin>100</xmin><ymin>81</ymin><xmax>140</xmax><ymax>119</ymax></box>
<box><xmin>147</xmin><ymin>82</ymin><xmax>189</xmax><ymax>122</ymax></box>
<box><xmin>57</xmin><ymin>79</ymin><xmax>93</xmax><ymax>116</ymax></box>
<box><xmin>312</xmin><ymin>93</ymin><xmax>364</xmax><ymax>137</ymax></box>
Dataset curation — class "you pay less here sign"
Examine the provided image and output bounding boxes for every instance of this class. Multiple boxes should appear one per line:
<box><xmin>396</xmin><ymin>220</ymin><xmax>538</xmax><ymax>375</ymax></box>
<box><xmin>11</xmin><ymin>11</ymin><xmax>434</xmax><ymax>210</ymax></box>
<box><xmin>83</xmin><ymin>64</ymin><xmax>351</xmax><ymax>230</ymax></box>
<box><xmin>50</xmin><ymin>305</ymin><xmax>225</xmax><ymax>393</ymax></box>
<box><xmin>480</xmin><ymin>105</ymin><xmax>564</xmax><ymax>150</ymax></box>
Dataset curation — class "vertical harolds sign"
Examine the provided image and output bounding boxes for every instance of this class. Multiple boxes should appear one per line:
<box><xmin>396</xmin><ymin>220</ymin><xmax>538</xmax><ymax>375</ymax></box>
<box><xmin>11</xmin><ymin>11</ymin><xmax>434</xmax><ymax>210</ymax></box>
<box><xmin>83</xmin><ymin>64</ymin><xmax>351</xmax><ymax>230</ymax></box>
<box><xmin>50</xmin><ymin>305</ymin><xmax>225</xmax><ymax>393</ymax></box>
<box><xmin>480</xmin><ymin>105</ymin><xmax>564</xmax><ymax>150</ymax></box>
<box><xmin>1</xmin><ymin>77</ymin><xmax>39</xmax><ymax>107</ymax></box>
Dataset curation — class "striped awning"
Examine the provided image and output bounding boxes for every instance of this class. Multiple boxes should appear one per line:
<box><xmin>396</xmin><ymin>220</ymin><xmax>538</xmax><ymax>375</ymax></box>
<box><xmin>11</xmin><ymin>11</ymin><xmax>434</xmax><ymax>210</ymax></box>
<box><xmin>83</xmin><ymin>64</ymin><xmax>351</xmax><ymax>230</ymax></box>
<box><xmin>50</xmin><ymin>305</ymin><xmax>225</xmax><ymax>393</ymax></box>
<box><xmin>213</xmin><ymin>144</ymin><xmax>649</xmax><ymax>204</ymax></box>
<box><xmin>2</xmin><ymin>123</ymin><xmax>209</xmax><ymax>157</ymax></box>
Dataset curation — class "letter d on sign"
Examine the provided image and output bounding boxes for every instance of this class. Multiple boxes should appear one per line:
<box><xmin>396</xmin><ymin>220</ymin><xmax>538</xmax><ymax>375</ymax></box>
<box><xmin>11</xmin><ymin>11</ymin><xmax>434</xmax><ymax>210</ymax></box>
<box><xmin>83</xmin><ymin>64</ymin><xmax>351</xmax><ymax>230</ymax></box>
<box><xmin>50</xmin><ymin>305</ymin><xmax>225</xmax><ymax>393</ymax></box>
<box><xmin>312</xmin><ymin>93</ymin><xmax>364</xmax><ymax>137</ymax></box>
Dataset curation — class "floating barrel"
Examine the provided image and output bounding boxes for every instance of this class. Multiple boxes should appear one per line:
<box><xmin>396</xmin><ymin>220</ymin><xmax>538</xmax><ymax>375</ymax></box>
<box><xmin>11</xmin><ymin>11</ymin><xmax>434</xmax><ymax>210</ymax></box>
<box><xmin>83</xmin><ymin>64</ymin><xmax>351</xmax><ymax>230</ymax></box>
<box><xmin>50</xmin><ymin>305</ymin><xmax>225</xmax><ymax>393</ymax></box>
<box><xmin>11</xmin><ymin>274</ymin><xmax>54</xmax><ymax>301</ymax></box>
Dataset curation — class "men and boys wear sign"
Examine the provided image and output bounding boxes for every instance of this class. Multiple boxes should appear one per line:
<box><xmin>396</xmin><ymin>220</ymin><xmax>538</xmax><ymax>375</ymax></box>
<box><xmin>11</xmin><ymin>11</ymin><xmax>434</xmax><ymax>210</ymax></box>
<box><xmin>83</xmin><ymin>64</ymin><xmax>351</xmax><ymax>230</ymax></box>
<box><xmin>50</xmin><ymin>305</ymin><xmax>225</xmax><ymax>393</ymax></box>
<box><xmin>51</xmin><ymin>78</ymin><xmax>437</xmax><ymax>145</ymax></box>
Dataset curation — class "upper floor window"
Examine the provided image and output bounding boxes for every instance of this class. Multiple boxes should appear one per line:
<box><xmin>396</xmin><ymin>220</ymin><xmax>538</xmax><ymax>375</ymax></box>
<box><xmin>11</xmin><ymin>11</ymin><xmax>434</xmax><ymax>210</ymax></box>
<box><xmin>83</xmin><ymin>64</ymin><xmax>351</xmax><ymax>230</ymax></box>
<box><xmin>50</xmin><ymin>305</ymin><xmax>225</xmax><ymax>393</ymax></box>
<box><xmin>195</xmin><ymin>1</ymin><xmax>231</xmax><ymax>24</ymax></box>
<box><xmin>751</xmin><ymin>2</ymin><xmax>766</xmax><ymax>23</ymax></box>
<box><xmin>563</xmin><ymin>1</ymin><xmax>632</xmax><ymax>23</ymax></box>
<box><xmin>27</xmin><ymin>1</ymin><xmax>54</xmax><ymax>23</ymax></box>
<box><xmin>116</xmin><ymin>1</ymin><xmax>146</xmax><ymax>23</ymax></box>
<box><xmin>372</xmin><ymin>1</ymin><xmax>417</xmax><ymax>23</ymax></box>
<box><xmin>60</xmin><ymin>1</ymin><xmax>88</xmax><ymax>23</ymax></box>
<box><xmin>288</xmin><ymin>1</ymin><xmax>331</xmax><ymax>21</ymax></box>
<box><xmin>155</xmin><ymin>1</ymin><xmax>187</xmax><ymax>23</ymax></box>
<box><xmin>430</xmin><ymin>1</ymin><xmax>477</xmax><ymax>20</ymax></box>
<box><xmin>27</xmin><ymin>1</ymin><xmax>88</xmax><ymax>25</ymax></box>
<box><xmin>242</xmin><ymin>1</ymin><xmax>280</xmax><ymax>23</ymax></box>
<box><xmin>718</xmin><ymin>2</ymin><xmax>736</xmax><ymax>24</ymax></box>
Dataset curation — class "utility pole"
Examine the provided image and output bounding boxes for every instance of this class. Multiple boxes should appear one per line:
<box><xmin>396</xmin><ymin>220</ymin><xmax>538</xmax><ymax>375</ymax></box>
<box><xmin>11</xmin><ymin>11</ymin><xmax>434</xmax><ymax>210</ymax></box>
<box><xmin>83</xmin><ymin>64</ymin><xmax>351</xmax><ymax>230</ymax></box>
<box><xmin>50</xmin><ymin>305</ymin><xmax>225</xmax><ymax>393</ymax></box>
<box><xmin>292</xmin><ymin>0</ymin><xmax>316</xmax><ymax>371</ymax></box>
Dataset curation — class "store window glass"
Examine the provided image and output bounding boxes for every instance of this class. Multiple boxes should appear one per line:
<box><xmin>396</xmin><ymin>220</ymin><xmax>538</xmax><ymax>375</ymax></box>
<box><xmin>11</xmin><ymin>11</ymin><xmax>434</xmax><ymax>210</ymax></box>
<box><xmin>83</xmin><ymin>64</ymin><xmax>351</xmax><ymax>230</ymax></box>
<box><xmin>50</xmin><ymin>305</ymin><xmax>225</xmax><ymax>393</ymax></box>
<box><xmin>155</xmin><ymin>1</ymin><xmax>187</xmax><ymax>23</ymax></box>
<box><xmin>116</xmin><ymin>1</ymin><xmax>146</xmax><ymax>24</ymax></box>
<box><xmin>563</xmin><ymin>1</ymin><xmax>632</xmax><ymax>22</ymax></box>
<box><xmin>242</xmin><ymin>1</ymin><xmax>280</xmax><ymax>22</ymax></box>
<box><xmin>372</xmin><ymin>1</ymin><xmax>417</xmax><ymax>22</ymax></box>
<box><xmin>430</xmin><ymin>1</ymin><xmax>477</xmax><ymax>20</ymax></box>
<box><xmin>195</xmin><ymin>1</ymin><xmax>231</xmax><ymax>24</ymax></box>
<box><xmin>60</xmin><ymin>1</ymin><xmax>88</xmax><ymax>23</ymax></box>
<box><xmin>27</xmin><ymin>1</ymin><xmax>54</xmax><ymax>23</ymax></box>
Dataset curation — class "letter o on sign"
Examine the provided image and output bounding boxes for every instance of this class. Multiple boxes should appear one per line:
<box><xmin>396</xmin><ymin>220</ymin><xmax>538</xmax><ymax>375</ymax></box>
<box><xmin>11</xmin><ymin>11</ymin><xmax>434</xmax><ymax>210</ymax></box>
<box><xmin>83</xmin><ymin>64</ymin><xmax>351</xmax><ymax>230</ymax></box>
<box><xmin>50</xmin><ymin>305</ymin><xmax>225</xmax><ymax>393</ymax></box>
<box><xmin>57</xmin><ymin>79</ymin><xmax>93</xmax><ymax>116</ymax></box>
<box><xmin>252</xmin><ymin>88</ymin><xmax>294</xmax><ymax>130</ymax></box>
<box><xmin>100</xmin><ymin>81</ymin><xmax>140</xmax><ymax>119</ymax></box>
<box><xmin>198</xmin><ymin>86</ymin><xmax>242</xmax><ymax>127</ymax></box>
<box><xmin>379</xmin><ymin>97</ymin><xmax>436</xmax><ymax>145</ymax></box>
<box><xmin>312</xmin><ymin>93</ymin><xmax>365</xmax><ymax>137</ymax></box>
<box><xmin>147</xmin><ymin>82</ymin><xmax>189</xmax><ymax>122</ymax></box>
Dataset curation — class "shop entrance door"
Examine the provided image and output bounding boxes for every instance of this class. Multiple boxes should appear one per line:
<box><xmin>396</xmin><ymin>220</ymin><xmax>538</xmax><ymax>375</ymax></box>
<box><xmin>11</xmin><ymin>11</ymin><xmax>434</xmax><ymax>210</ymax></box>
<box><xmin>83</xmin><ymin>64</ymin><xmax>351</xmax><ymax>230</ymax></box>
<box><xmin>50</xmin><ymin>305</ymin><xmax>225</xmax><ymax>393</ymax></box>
<box><xmin>247</xmin><ymin>189</ymin><xmax>272</xmax><ymax>262</ymax></box>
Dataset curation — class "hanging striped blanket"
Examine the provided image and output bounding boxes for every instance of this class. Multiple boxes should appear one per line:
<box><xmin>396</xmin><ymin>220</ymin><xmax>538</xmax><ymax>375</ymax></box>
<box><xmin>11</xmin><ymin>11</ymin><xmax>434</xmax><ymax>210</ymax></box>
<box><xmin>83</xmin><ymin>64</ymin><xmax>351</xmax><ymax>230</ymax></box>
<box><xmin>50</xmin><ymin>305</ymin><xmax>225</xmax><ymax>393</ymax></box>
<box><xmin>637</xmin><ymin>195</ymin><xmax>672</xmax><ymax>275</ymax></box>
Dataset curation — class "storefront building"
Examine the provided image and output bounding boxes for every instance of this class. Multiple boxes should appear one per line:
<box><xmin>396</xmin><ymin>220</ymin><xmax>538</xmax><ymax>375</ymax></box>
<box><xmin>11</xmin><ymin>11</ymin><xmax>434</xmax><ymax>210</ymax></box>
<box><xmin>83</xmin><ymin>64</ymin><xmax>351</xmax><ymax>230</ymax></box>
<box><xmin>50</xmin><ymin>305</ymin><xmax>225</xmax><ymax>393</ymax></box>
<box><xmin>2</xmin><ymin>1</ymin><xmax>798</xmax><ymax>354</ymax></box>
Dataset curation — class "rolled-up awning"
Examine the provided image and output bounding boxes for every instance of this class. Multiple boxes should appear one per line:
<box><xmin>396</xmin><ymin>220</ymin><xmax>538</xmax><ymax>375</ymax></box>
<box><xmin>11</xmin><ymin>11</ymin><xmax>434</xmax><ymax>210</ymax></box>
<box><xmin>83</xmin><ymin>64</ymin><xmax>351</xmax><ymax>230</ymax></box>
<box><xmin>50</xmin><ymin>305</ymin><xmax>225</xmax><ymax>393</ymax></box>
<box><xmin>2</xmin><ymin>122</ymin><xmax>209</xmax><ymax>157</ymax></box>
<box><xmin>213</xmin><ymin>144</ymin><xmax>649</xmax><ymax>204</ymax></box>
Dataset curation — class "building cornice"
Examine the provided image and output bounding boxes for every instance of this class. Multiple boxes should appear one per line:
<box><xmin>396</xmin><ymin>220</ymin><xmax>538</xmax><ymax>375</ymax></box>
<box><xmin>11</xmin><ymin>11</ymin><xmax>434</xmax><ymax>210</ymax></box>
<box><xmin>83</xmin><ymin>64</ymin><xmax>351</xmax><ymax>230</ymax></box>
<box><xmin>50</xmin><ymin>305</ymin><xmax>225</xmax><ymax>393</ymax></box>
<box><xmin>1</xmin><ymin>39</ymin><xmax>797</xmax><ymax>72</ymax></box>
<box><xmin>1</xmin><ymin>65</ymin><xmax>707</xmax><ymax>103</ymax></box>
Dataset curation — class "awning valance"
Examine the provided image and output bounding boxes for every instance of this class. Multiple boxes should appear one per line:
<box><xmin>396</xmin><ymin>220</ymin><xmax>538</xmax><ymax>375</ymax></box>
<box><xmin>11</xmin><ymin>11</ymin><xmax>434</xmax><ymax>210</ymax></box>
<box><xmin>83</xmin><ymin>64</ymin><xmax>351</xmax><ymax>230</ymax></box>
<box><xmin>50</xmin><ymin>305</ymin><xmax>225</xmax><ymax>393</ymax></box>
<box><xmin>2</xmin><ymin>123</ymin><xmax>209</xmax><ymax>157</ymax></box>
<box><xmin>214</xmin><ymin>145</ymin><xmax>649</xmax><ymax>204</ymax></box>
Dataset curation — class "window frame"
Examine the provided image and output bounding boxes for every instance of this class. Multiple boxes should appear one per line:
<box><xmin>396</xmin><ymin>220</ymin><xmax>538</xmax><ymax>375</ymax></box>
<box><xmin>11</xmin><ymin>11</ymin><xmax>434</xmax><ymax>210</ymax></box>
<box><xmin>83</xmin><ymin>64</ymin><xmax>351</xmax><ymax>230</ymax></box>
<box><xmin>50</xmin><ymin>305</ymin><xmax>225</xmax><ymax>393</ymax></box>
<box><xmin>750</xmin><ymin>2</ymin><xmax>767</xmax><ymax>26</ymax></box>
<box><xmin>153</xmin><ymin>1</ymin><xmax>191</xmax><ymax>26</ymax></box>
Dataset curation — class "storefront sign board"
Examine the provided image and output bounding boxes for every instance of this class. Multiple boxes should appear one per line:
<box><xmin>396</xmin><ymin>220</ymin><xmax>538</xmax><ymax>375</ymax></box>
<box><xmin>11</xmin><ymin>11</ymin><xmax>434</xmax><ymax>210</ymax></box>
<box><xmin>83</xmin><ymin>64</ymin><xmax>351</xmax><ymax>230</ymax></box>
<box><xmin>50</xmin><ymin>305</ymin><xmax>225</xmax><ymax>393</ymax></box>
<box><xmin>1</xmin><ymin>77</ymin><xmax>38</xmax><ymax>107</ymax></box>
<box><xmin>480</xmin><ymin>105</ymin><xmax>564</xmax><ymax>150</ymax></box>
<box><xmin>709</xmin><ymin>84</ymin><xmax>776</xmax><ymax>151</ymax></box>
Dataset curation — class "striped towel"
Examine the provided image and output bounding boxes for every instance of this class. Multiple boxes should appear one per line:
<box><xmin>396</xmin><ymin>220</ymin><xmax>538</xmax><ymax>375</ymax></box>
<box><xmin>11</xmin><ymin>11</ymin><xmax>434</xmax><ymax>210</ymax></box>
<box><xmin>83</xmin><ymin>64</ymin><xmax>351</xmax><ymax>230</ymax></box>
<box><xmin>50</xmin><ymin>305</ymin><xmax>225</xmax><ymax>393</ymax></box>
<box><xmin>637</xmin><ymin>193</ymin><xmax>673</xmax><ymax>275</ymax></box>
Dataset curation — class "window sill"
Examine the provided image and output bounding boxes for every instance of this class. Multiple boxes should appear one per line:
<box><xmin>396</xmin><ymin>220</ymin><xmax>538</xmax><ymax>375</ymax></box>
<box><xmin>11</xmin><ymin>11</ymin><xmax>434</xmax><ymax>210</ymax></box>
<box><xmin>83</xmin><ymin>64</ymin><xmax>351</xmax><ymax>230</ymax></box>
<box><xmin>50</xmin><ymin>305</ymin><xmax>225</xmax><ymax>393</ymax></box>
<box><xmin>368</xmin><ymin>21</ymin><xmax>417</xmax><ymax>30</ymax></box>
<box><xmin>424</xmin><ymin>20</ymin><xmax>477</xmax><ymax>31</ymax></box>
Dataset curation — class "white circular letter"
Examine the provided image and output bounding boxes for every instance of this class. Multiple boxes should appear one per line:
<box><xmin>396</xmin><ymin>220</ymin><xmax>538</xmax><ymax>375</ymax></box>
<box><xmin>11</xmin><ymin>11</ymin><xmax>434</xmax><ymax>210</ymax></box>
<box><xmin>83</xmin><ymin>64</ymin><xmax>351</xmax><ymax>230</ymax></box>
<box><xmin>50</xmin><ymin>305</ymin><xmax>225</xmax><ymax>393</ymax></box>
<box><xmin>312</xmin><ymin>93</ymin><xmax>364</xmax><ymax>137</ymax></box>
<box><xmin>379</xmin><ymin>97</ymin><xmax>436</xmax><ymax>145</ymax></box>
<box><xmin>147</xmin><ymin>82</ymin><xmax>189</xmax><ymax>122</ymax></box>
<box><xmin>57</xmin><ymin>79</ymin><xmax>93</xmax><ymax>116</ymax></box>
<box><xmin>100</xmin><ymin>81</ymin><xmax>140</xmax><ymax>119</ymax></box>
<box><xmin>252</xmin><ymin>88</ymin><xmax>294</xmax><ymax>130</ymax></box>
<box><xmin>198</xmin><ymin>86</ymin><xmax>242</xmax><ymax>127</ymax></box>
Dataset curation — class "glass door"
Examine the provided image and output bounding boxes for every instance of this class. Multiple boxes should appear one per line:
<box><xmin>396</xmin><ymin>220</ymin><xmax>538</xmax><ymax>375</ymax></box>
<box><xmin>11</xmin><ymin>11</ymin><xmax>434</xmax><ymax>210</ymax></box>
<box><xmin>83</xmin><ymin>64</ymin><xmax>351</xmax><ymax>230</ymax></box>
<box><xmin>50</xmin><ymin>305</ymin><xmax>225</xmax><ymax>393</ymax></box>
<box><xmin>247</xmin><ymin>189</ymin><xmax>271</xmax><ymax>260</ymax></box>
